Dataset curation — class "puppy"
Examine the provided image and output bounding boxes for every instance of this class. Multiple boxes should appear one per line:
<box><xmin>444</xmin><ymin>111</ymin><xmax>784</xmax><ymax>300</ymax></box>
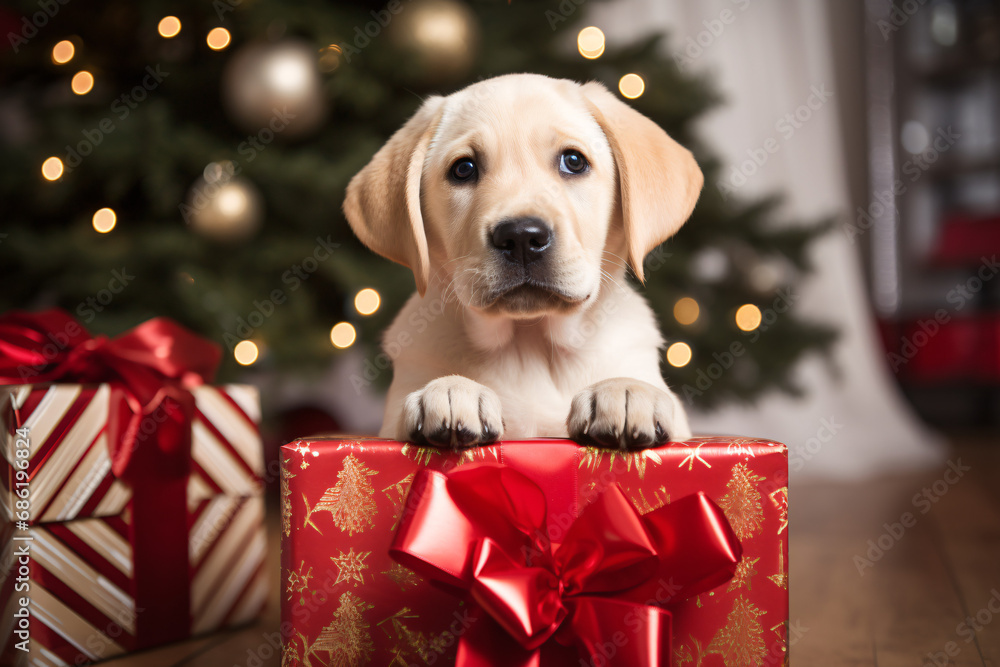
<box><xmin>344</xmin><ymin>74</ymin><xmax>702</xmax><ymax>450</ymax></box>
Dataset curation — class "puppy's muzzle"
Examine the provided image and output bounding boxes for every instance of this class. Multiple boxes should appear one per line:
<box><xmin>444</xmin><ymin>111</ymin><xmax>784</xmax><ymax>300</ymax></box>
<box><xmin>490</xmin><ymin>217</ymin><xmax>552</xmax><ymax>266</ymax></box>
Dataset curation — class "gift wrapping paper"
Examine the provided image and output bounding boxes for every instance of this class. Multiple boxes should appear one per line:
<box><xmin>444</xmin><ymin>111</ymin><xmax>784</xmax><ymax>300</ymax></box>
<box><xmin>0</xmin><ymin>382</ymin><xmax>269</xmax><ymax>667</ymax></box>
<box><xmin>280</xmin><ymin>437</ymin><xmax>789</xmax><ymax>667</ymax></box>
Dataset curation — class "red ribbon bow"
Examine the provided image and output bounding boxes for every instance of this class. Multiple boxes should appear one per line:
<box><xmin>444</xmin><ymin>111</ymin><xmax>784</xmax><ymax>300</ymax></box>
<box><xmin>390</xmin><ymin>464</ymin><xmax>743</xmax><ymax>667</ymax></box>
<box><xmin>0</xmin><ymin>308</ymin><xmax>222</xmax><ymax>646</ymax></box>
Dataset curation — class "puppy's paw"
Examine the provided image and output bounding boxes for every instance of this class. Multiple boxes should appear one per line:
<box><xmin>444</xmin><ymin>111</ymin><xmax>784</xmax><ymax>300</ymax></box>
<box><xmin>400</xmin><ymin>375</ymin><xmax>504</xmax><ymax>449</ymax></box>
<box><xmin>567</xmin><ymin>378</ymin><xmax>689</xmax><ymax>450</ymax></box>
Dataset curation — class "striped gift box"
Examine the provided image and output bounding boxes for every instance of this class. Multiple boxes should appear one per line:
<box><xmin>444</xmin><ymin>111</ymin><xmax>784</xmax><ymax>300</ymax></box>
<box><xmin>0</xmin><ymin>383</ymin><xmax>267</xmax><ymax>666</ymax></box>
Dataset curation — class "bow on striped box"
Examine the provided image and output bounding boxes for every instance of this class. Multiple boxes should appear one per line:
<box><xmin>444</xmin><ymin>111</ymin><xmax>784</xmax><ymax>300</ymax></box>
<box><xmin>0</xmin><ymin>310</ymin><xmax>268</xmax><ymax>666</ymax></box>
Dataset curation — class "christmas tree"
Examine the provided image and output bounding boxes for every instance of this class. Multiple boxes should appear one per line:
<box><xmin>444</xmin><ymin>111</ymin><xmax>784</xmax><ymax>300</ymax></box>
<box><xmin>0</xmin><ymin>0</ymin><xmax>835</xmax><ymax>408</ymax></box>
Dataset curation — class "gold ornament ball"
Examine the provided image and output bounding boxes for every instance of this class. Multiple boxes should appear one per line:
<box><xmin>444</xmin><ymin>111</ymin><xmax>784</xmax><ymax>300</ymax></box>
<box><xmin>222</xmin><ymin>39</ymin><xmax>326</xmax><ymax>139</ymax></box>
<box><xmin>388</xmin><ymin>0</ymin><xmax>479</xmax><ymax>83</ymax></box>
<box><xmin>185</xmin><ymin>168</ymin><xmax>263</xmax><ymax>242</ymax></box>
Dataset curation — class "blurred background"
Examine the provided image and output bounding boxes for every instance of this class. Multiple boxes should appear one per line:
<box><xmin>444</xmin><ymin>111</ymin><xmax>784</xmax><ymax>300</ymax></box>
<box><xmin>2</xmin><ymin>0</ymin><xmax>997</xmax><ymax>480</ymax></box>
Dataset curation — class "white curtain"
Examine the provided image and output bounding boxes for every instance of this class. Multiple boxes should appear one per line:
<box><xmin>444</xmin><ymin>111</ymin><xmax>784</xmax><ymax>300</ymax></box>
<box><xmin>590</xmin><ymin>0</ymin><xmax>944</xmax><ymax>479</ymax></box>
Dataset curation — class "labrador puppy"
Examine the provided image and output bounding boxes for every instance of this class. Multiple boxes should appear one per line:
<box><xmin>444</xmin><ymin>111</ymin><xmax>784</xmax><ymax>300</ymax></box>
<box><xmin>344</xmin><ymin>73</ymin><xmax>702</xmax><ymax>450</ymax></box>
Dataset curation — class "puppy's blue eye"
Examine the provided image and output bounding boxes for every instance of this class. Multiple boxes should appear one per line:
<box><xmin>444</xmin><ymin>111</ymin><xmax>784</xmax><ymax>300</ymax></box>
<box><xmin>560</xmin><ymin>150</ymin><xmax>588</xmax><ymax>174</ymax></box>
<box><xmin>450</xmin><ymin>158</ymin><xmax>477</xmax><ymax>182</ymax></box>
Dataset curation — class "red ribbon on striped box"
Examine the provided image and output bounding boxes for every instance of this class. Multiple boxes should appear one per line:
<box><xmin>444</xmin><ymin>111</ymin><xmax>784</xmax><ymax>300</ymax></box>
<box><xmin>0</xmin><ymin>310</ymin><xmax>266</xmax><ymax>664</ymax></box>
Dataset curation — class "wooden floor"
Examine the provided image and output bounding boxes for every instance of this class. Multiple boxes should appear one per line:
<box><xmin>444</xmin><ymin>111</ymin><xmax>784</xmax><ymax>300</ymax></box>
<box><xmin>102</xmin><ymin>436</ymin><xmax>1000</xmax><ymax>667</ymax></box>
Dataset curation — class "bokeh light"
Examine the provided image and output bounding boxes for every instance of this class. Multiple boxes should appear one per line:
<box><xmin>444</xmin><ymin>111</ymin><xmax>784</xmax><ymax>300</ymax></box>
<box><xmin>354</xmin><ymin>288</ymin><xmax>380</xmax><ymax>316</ymax></box>
<box><xmin>331</xmin><ymin>322</ymin><xmax>357</xmax><ymax>349</ymax></box>
<box><xmin>71</xmin><ymin>70</ymin><xmax>94</xmax><ymax>95</ymax></box>
<box><xmin>92</xmin><ymin>208</ymin><xmax>116</xmax><ymax>233</ymax></box>
<box><xmin>673</xmin><ymin>297</ymin><xmax>700</xmax><ymax>326</ymax></box>
<box><xmin>666</xmin><ymin>342</ymin><xmax>692</xmax><ymax>368</ymax></box>
<box><xmin>577</xmin><ymin>27</ymin><xmax>605</xmax><ymax>59</ymax></box>
<box><xmin>41</xmin><ymin>157</ymin><xmax>64</xmax><ymax>181</ymax></box>
<box><xmin>234</xmin><ymin>340</ymin><xmax>259</xmax><ymax>365</ymax></box>
<box><xmin>158</xmin><ymin>16</ymin><xmax>182</xmax><ymax>38</ymax></box>
<box><xmin>52</xmin><ymin>40</ymin><xmax>74</xmax><ymax>64</ymax></box>
<box><xmin>735</xmin><ymin>304</ymin><xmax>763</xmax><ymax>331</ymax></box>
<box><xmin>619</xmin><ymin>73</ymin><xmax>645</xmax><ymax>99</ymax></box>
<box><xmin>207</xmin><ymin>27</ymin><xmax>231</xmax><ymax>51</ymax></box>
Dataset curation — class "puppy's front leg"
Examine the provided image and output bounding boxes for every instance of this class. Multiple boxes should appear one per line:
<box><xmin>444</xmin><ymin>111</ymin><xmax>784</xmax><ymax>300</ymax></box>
<box><xmin>567</xmin><ymin>378</ymin><xmax>691</xmax><ymax>450</ymax></box>
<box><xmin>400</xmin><ymin>375</ymin><xmax>504</xmax><ymax>449</ymax></box>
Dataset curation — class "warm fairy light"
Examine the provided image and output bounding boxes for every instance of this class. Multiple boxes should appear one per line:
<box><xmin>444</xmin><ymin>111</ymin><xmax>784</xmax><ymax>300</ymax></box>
<box><xmin>354</xmin><ymin>288</ymin><xmax>380</xmax><ymax>316</ymax></box>
<box><xmin>735</xmin><ymin>304</ymin><xmax>763</xmax><ymax>332</ymax></box>
<box><xmin>673</xmin><ymin>297</ymin><xmax>700</xmax><ymax>326</ymax></box>
<box><xmin>330</xmin><ymin>322</ymin><xmax>357</xmax><ymax>349</ymax></box>
<box><xmin>577</xmin><ymin>26</ymin><xmax>605</xmax><ymax>59</ymax></box>
<box><xmin>41</xmin><ymin>157</ymin><xmax>64</xmax><ymax>181</ymax></box>
<box><xmin>92</xmin><ymin>208</ymin><xmax>116</xmax><ymax>233</ymax></box>
<box><xmin>318</xmin><ymin>44</ymin><xmax>343</xmax><ymax>72</ymax></box>
<box><xmin>158</xmin><ymin>16</ymin><xmax>182</xmax><ymax>38</ymax></box>
<box><xmin>71</xmin><ymin>70</ymin><xmax>94</xmax><ymax>95</ymax></box>
<box><xmin>666</xmin><ymin>342</ymin><xmax>692</xmax><ymax>368</ymax></box>
<box><xmin>206</xmin><ymin>27</ymin><xmax>231</xmax><ymax>51</ymax></box>
<box><xmin>52</xmin><ymin>40</ymin><xmax>75</xmax><ymax>64</ymax></box>
<box><xmin>234</xmin><ymin>340</ymin><xmax>259</xmax><ymax>365</ymax></box>
<box><xmin>618</xmin><ymin>73</ymin><xmax>645</xmax><ymax>99</ymax></box>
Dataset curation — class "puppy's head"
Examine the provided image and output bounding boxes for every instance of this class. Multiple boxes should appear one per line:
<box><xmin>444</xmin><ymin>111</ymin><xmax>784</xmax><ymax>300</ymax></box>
<box><xmin>344</xmin><ymin>74</ymin><xmax>703</xmax><ymax>318</ymax></box>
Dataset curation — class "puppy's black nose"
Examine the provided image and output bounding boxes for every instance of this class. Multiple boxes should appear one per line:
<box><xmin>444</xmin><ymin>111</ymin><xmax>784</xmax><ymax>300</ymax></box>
<box><xmin>491</xmin><ymin>217</ymin><xmax>552</xmax><ymax>266</ymax></box>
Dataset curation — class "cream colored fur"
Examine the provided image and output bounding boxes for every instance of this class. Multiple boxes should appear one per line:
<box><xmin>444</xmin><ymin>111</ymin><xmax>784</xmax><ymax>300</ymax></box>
<box><xmin>344</xmin><ymin>74</ymin><xmax>703</xmax><ymax>449</ymax></box>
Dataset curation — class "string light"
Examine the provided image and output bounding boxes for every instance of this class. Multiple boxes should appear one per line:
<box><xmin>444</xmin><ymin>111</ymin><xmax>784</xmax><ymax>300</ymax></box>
<box><xmin>158</xmin><ymin>16</ymin><xmax>182</xmax><ymax>38</ymax></box>
<box><xmin>673</xmin><ymin>297</ymin><xmax>700</xmax><ymax>326</ymax></box>
<box><xmin>234</xmin><ymin>340</ymin><xmax>259</xmax><ymax>365</ymax></box>
<box><xmin>735</xmin><ymin>304</ymin><xmax>762</xmax><ymax>332</ymax></box>
<box><xmin>207</xmin><ymin>27</ymin><xmax>231</xmax><ymax>51</ymax></box>
<box><xmin>41</xmin><ymin>157</ymin><xmax>64</xmax><ymax>181</ymax></box>
<box><xmin>354</xmin><ymin>288</ymin><xmax>380</xmax><ymax>316</ymax></box>
<box><xmin>52</xmin><ymin>40</ymin><xmax>74</xmax><ymax>64</ymax></box>
<box><xmin>666</xmin><ymin>342</ymin><xmax>692</xmax><ymax>368</ymax></box>
<box><xmin>318</xmin><ymin>44</ymin><xmax>343</xmax><ymax>72</ymax></box>
<box><xmin>92</xmin><ymin>208</ymin><xmax>116</xmax><ymax>233</ymax></box>
<box><xmin>577</xmin><ymin>26</ymin><xmax>605</xmax><ymax>59</ymax></box>
<box><xmin>618</xmin><ymin>73</ymin><xmax>645</xmax><ymax>99</ymax></box>
<box><xmin>330</xmin><ymin>322</ymin><xmax>356</xmax><ymax>349</ymax></box>
<box><xmin>71</xmin><ymin>70</ymin><xmax>94</xmax><ymax>95</ymax></box>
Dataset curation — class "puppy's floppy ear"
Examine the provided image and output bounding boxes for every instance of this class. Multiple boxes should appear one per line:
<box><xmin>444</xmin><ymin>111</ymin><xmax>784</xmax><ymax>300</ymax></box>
<box><xmin>581</xmin><ymin>81</ymin><xmax>703</xmax><ymax>282</ymax></box>
<box><xmin>344</xmin><ymin>96</ymin><xmax>445</xmax><ymax>295</ymax></box>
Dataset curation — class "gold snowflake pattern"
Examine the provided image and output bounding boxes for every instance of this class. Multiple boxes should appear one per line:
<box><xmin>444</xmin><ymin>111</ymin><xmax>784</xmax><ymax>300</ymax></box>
<box><xmin>632</xmin><ymin>485</ymin><xmax>670</xmax><ymax>515</ymax></box>
<box><xmin>313</xmin><ymin>592</ymin><xmax>375</xmax><ymax>667</ymax></box>
<box><xmin>382</xmin><ymin>561</ymin><xmax>422</xmax><ymax>591</ymax></box>
<box><xmin>727</xmin><ymin>556</ymin><xmax>760</xmax><ymax>592</ymax></box>
<box><xmin>708</xmin><ymin>596</ymin><xmax>768</xmax><ymax>667</ymax></box>
<box><xmin>303</xmin><ymin>454</ymin><xmax>378</xmax><ymax>536</ymax></box>
<box><xmin>579</xmin><ymin>446</ymin><xmax>663</xmax><ymax>480</ymax></box>
<box><xmin>331</xmin><ymin>547</ymin><xmax>371</xmax><ymax>586</ymax></box>
<box><xmin>382</xmin><ymin>473</ymin><xmax>415</xmax><ymax>531</ymax></box>
<box><xmin>281</xmin><ymin>468</ymin><xmax>295</xmax><ymax>537</ymax></box>
<box><xmin>768</xmin><ymin>487</ymin><xmax>788</xmax><ymax>535</ymax></box>
<box><xmin>718</xmin><ymin>462</ymin><xmax>766</xmax><ymax>541</ymax></box>
<box><xmin>286</xmin><ymin>560</ymin><xmax>314</xmax><ymax>603</ymax></box>
<box><xmin>678</xmin><ymin>442</ymin><xmax>712</xmax><ymax>471</ymax></box>
<box><xmin>768</xmin><ymin>542</ymin><xmax>788</xmax><ymax>590</ymax></box>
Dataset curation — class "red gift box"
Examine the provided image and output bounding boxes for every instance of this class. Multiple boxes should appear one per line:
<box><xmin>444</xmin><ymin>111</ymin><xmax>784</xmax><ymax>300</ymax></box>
<box><xmin>0</xmin><ymin>311</ymin><xmax>268</xmax><ymax>666</ymax></box>
<box><xmin>280</xmin><ymin>437</ymin><xmax>789</xmax><ymax>667</ymax></box>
